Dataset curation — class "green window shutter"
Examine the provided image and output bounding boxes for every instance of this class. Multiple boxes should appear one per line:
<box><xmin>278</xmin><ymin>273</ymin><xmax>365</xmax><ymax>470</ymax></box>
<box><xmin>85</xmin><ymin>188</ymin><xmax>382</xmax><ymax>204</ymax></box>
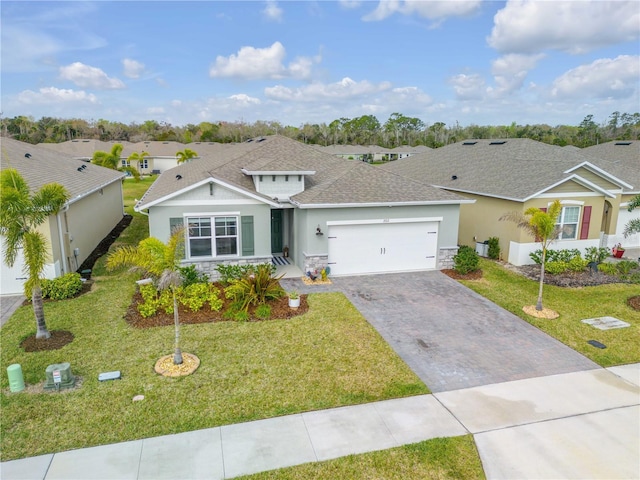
<box><xmin>170</xmin><ymin>218</ymin><xmax>186</xmax><ymax>259</ymax></box>
<box><xmin>241</xmin><ymin>216</ymin><xmax>254</xmax><ymax>256</ymax></box>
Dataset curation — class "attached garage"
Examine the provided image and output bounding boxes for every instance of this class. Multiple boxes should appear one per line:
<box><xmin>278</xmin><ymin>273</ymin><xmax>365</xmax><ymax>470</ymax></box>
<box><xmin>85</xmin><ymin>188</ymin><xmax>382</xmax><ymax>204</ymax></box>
<box><xmin>327</xmin><ymin>217</ymin><xmax>440</xmax><ymax>275</ymax></box>
<box><xmin>0</xmin><ymin>240</ymin><xmax>27</xmax><ymax>295</ymax></box>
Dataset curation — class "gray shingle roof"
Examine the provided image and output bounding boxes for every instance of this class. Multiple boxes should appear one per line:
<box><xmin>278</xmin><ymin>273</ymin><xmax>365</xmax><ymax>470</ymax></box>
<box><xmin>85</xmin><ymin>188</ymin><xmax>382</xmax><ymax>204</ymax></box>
<box><xmin>136</xmin><ymin>135</ymin><xmax>466</xmax><ymax>209</ymax></box>
<box><xmin>381</xmin><ymin>138</ymin><xmax>626</xmax><ymax>201</ymax></box>
<box><xmin>582</xmin><ymin>141</ymin><xmax>640</xmax><ymax>193</ymax></box>
<box><xmin>2</xmin><ymin>138</ymin><xmax>125</xmax><ymax>204</ymax></box>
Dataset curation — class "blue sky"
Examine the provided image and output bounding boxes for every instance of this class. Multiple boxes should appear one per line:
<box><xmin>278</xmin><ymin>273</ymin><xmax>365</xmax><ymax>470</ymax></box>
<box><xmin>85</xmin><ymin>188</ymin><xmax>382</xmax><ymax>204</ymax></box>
<box><xmin>2</xmin><ymin>1</ymin><xmax>639</xmax><ymax>129</ymax></box>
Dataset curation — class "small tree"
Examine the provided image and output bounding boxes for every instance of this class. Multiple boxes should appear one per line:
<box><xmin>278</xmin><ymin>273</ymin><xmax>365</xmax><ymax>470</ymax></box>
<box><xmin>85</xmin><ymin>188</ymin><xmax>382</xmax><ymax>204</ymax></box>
<box><xmin>623</xmin><ymin>194</ymin><xmax>640</xmax><ymax>238</ymax></box>
<box><xmin>0</xmin><ymin>169</ymin><xmax>69</xmax><ymax>338</ymax></box>
<box><xmin>127</xmin><ymin>151</ymin><xmax>149</xmax><ymax>177</ymax></box>
<box><xmin>92</xmin><ymin>144</ymin><xmax>140</xmax><ymax>180</ymax></box>
<box><xmin>500</xmin><ymin>200</ymin><xmax>563</xmax><ymax>311</ymax></box>
<box><xmin>106</xmin><ymin>227</ymin><xmax>186</xmax><ymax>364</ymax></box>
<box><xmin>176</xmin><ymin>148</ymin><xmax>198</xmax><ymax>164</ymax></box>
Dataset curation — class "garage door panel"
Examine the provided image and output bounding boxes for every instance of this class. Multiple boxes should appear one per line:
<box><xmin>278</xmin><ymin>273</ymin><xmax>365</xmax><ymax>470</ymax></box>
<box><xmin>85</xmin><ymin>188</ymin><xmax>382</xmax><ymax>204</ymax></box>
<box><xmin>328</xmin><ymin>220</ymin><xmax>438</xmax><ymax>275</ymax></box>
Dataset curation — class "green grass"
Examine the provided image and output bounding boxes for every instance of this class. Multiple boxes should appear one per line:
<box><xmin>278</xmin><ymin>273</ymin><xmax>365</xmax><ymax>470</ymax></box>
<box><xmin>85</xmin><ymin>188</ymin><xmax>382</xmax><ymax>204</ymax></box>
<box><xmin>460</xmin><ymin>259</ymin><xmax>640</xmax><ymax>367</ymax></box>
<box><xmin>0</xmin><ymin>279</ymin><xmax>428</xmax><ymax>460</ymax></box>
<box><xmin>239</xmin><ymin>436</ymin><xmax>485</xmax><ymax>480</ymax></box>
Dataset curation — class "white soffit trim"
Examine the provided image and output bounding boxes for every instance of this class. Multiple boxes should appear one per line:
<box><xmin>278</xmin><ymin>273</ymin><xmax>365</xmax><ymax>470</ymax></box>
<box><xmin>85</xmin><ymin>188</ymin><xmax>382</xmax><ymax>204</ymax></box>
<box><xmin>327</xmin><ymin>217</ymin><xmax>443</xmax><ymax>226</ymax></box>
<box><xmin>565</xmin><ymin>161</ymin><xmax>633</xmax><ymax>190</ymax></box>
<box><xmin>292</xmin><ymin>200</ymin><xmax>474</xmax><ymax>209</ymax></box>
<box><xmin>241</xmin><ymin>168</ymin><xmax>316</xmax><ymax>176</ymax></box>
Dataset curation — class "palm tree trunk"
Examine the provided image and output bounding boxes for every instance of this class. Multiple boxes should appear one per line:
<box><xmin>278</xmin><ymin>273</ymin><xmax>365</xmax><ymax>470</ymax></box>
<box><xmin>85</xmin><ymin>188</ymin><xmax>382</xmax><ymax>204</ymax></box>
<box><xmin>536</xmin><ymin>248</ymin><xmax>546</xmax><ymax>311</ymax></box>
<box><xmin>32</xmin><ymin>286</ymin><xmax>51</xmax><ymax>339</ymax></box>
<box><xmin>172</xmin><ymin>290</ymin><xmax>182</xmax><ymax>365</ymax></box>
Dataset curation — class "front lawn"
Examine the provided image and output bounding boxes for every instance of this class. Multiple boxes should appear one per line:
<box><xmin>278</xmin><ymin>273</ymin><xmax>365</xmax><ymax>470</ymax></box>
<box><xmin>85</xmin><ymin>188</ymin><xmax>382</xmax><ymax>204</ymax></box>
<box><xmin>0</xmin><ymin>272</ymin><xmax>427</xmax><ymax>461</ymax></box>
<box><xmin>460</xmin><ymin>259</ymin><xmax>640</xmax><ymax>366</ymax></box>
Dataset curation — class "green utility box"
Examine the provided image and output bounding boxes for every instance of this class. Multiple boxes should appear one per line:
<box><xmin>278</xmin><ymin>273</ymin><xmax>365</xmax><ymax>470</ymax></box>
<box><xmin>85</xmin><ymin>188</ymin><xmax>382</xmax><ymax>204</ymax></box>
<box><xmin>44</xmin><ymin>362</ymin><xmax>75</xmax><ymax>390</ymax></box>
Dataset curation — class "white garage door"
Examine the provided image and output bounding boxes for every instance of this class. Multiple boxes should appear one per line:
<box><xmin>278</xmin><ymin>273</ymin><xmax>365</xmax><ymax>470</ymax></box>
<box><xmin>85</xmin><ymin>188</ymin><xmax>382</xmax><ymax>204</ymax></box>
<box><xmin>327</xmin><ymin>218</ymin><xmax>439</xmax><ymax>276</ymax></box>
<box><xmin>0</xmin><ymin>239</ymin><xmax>27</xmax><ymax>295</ymax></box>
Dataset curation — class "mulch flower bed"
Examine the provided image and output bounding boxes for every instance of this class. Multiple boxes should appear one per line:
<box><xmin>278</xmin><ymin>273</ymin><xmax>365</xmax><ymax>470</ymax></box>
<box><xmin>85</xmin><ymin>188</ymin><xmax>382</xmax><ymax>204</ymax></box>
<box><xmin>124</xmin><ymin>285</ymin><xmax>309</xmax><ymax>329</ymax></box>
<box><xmin>21</xmin><ymin>330</ymin><xmax>75</xmax><ymax>352</ymax></box>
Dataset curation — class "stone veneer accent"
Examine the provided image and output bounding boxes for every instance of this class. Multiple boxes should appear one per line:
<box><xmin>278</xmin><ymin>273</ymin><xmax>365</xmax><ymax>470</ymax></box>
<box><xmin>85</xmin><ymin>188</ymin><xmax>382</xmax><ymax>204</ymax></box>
<box><xmin>303</xmin><ymin>253</ymin><xmax>329</xmax><ymax>275</ymax></box>
<box><xmin>183</xmin><ymin>256</ymin><xmax>273</xmax><ymax>281</ymax></box>
<box><xmin>438</xmin><ymin>246</ymin><xmax>458</xmax><ymax>270</ymax></box>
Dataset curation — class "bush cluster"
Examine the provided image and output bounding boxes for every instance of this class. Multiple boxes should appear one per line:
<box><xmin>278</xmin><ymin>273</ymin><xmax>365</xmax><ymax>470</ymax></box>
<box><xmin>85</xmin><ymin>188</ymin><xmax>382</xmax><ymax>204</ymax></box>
<box><xmin>40</xmin><ymin>273</ymin><xmax>83</xmax><ymax>300</ymax></box>
<box><xmin>532</xmin><ymin>247</ymin><xmax>640</xmax><ymax>279</ymax></box>
<box><xmin>137</xmin><ymin>282</ymin><xmax>223</xmax><ymax>318</ymax></box>
<box><xmin>224</xmin><ymin>263</ymin><xmax>284</xmax><ymax>313</ymax></box>
<box><xmin>453</xmin><ymin>245</ymin><xmax>479</xmax><ymax>274</ymax></box>
<box><xmin>215</xmin><ymin>263</ymin><xmax>276</xmax><ymax>285</ymax></box>
<box><xmin>487</xmin><ymin>237</ymin><xmax>501</xmax><ymax>260</ymax></box>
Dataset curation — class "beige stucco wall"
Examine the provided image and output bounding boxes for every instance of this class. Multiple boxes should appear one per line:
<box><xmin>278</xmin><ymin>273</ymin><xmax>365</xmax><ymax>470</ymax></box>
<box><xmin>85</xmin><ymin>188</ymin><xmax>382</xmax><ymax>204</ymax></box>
<box><xmin>64</xmin><ymin>180</ymin><xmax>124</xmax><ymax>272</ymax></box>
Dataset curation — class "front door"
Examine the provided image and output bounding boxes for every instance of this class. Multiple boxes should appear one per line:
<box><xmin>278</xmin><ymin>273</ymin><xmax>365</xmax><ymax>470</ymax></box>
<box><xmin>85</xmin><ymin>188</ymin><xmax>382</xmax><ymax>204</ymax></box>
<box><xmin>271</xmin><ymin>210</ymin><xmax>283</xmax><ymax>254</ymax></box>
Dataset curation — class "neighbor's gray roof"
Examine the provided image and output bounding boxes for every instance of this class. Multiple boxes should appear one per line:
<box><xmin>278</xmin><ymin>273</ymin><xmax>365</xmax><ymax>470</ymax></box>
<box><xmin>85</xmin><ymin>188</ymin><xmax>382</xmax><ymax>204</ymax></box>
<box><xmin>581</xmin><ymin>141</ymin><xmax>640</xmax><ymax>194</ymax></box>
<box><xmin>136</xmin><ymin>135</ymin><xmax>467</xmax><ymax>209</ymax></box>
<box><xmin>1</xmin><ymin>137</ymin><xmax>125</xmax><ymax>204</ymax></box>
<box><xmin>381</xmin><ymin>138</ymin><xmax>628</xmax><ymax>201</ymax></box>
<box><xmin>38</xmin><ymin>139</ymin><xmax>131</xmax><ymax>159</ymax></box>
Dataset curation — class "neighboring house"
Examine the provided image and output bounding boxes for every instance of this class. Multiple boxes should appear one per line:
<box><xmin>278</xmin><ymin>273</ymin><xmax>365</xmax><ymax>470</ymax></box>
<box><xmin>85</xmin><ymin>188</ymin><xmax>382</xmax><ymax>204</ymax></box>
<box><xmin>1</xmin><ymin>138</ymin><xmax>125</xmax><ymax>295</ymax></box>
<box><xmin>135</xmin><ymin>135</ymin><xmax>472</xmax><ymax>277</ymax></box>
<box><xmin>382</xmin><ymin>139</ymin><xmax>632</xmax><ymax>266</ymax></box>
<box><xmin>316</xmin><ymin>144</ymin><xmax>430</xmax><ymax>162</ymax></box>
<box><xmin>581</xmin><ymin>140</ymin><xmax>640</xmax><ymax>250</ymax></box>
<box><xmin>39</xmin><ymin>139</ymin><xmax>201</xmax><ymax>175</ymax></box>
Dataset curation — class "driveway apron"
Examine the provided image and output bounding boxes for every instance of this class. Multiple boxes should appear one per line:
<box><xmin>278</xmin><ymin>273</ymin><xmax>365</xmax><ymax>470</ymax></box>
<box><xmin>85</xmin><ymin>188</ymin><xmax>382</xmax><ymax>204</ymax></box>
<box><xmin>323</xmin><ymin>271</ymin><xmax>598</xmax><ymax>392</ymax></box>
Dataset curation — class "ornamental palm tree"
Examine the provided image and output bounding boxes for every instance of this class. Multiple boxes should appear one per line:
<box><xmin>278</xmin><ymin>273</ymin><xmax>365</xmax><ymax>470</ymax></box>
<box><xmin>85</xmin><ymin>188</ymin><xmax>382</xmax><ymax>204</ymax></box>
<box><xmin>127</xmin><ymin>151</ymin><xmax>149</xmax><ymax>177</ymax></box>
<box><xmin>623</xmin><ymin>194</ymin><xmax>640</xmax><ymax>238</ymax></box>
<box><xmin>92</xmin><ymin>143</ymin><xmax>140</xmax><ymax>180</ymax></box>
<box><xmin>176</xmin><ymin>148</ymin><xmax>198</xmax><ymax>164</ymax></box>
<box><xmin>0</xmin><ymin>169</ymin><xmax>69</xmax><ymax>339</ymax></box>
<box><xmin>500</xmin><ymin>199</ymin><xmax>563</xmax><ymax>311</ymax></box>
<box><xmin>106</xmin><ymin>227</ymin><xmax>186</xmax><ymax>364</ymax></box>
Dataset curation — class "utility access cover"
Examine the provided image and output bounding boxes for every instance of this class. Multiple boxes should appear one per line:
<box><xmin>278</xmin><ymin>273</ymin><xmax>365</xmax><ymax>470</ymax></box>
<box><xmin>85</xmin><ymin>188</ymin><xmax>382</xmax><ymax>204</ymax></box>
<box><xmin>582</xmin><ymin>316</ymin><xmax>630</xmax><ymax>330</ymax></box>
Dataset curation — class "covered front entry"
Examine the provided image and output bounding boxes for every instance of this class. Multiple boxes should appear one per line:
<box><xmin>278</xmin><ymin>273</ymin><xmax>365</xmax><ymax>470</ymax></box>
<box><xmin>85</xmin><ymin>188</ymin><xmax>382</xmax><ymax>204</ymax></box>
<box><xmin>327</xmin><ymin>218</ymin><xmax>439</xmax><ymax>276</ymax></box>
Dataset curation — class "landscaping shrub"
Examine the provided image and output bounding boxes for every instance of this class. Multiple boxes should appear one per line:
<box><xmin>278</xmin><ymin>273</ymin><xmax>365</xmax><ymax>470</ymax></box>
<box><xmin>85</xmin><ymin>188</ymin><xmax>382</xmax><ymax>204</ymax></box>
<box><xmin>567</xmin><ymin>256</ymin><xmax>588</xmax><ymax>273</ymax></box>
<box><xmin>179</xmin><ymin>264</ymin><xmax>209</xmax><ymax>287</ymax></box>
<box><xmin>453</xmin><ymin>245</ymin><xmax>479</xmax><ymax>274</ymax></box>
<box><xmin>584</xmin><ymin>247</ymin><xmax>610</xmax><ymax>264</ymax></box>
<box><xmin>255</xmin><ymin>304</ymin><xmax>271</xmax><ymax>320</ymax></box>
<box><xmin>137</xmin><ymin>282</ymin><xmax>223</xmax><ymax>317</ymax></box>
<box><xmin>530</xmin><ymin>248</ymin><xmax>581</xmax><ymax>264</ymax></box>
<box><xmin>598</xmin><ymin>263</ymin><xmax>618</xmax><ymax>275</ymax></box>
<box><xmin>215</xmin><ymin>263</ymin><xmax>277</xmax><ymax>285</ymax></box>
<box><xmin>40</xmin><ymin>273</ymin><xmax>83</xmax><ymax>300</ymax></box>
<box><xmin>224</xmin><ymin>264</ymin><xmax>284</xmax><ymax>311</ymax></box>
<box><xmin>487</xmin><ymin>237</ymin><xmax>500</xmax><ymax>260</ymax></box>
<box><xmin>544</xmin><ymin>261</ymin><xmax>568</xmax><ymax>275</ymax></box>
<box><xmin>616</xmin><ymin>260</ymin><xmax>639</xmax><ymax>275</ymax></box>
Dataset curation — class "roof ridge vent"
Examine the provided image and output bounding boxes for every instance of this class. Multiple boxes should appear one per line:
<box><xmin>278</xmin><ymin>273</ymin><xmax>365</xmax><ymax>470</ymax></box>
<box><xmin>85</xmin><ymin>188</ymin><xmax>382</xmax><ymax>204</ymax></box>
<box><xmin>614</xmin><ymin>141</ymin><xmax>632</xmax><ymax>145</ymax></box>
<box><xmin>462</xmin><ymin>141</ymin><xmax>477</xmax><ymax>145</ymax></box>
<box><xmin>489</xmin><ymin>140</ymin><xmax>507</xmax><ymax>145</ymax></box>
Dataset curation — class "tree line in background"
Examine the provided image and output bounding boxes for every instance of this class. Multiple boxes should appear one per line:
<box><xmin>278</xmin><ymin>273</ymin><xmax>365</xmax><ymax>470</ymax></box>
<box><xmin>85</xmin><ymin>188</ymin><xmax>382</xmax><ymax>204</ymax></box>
<box><xmin>2</xmin><ymin>111</ymin><xmax>639</xmax><ymax>149</ymax></box>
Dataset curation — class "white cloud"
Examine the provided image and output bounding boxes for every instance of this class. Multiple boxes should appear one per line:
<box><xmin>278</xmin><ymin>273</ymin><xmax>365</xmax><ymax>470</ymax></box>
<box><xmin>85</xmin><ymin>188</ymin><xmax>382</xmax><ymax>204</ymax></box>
<box><xmin>229</xmin><ymin>94</ymin><xmax>262</xmax><ymax>106</ymax></box>
<box><xmin>122</xmin><ymin>59</ymin><xmax>145</xmax><ymax>79</ymax></box>
<box><xmin>550</xmin><ymin>55</ymin><xmax>640</xmax><ymax>99</ymax></box>
<box><xmin>209</xmin><ymin>42</ymin><xmax>318</xmax><ymax>80</ymax></box>
<box><xmin>363</xmin><ymin>0</ymin><xmax>481</xmax><ymax>21</ymax></box>
<box><xmin>448</xmin><ymin>73</ymin><xmax>485</xmax><ymax>100</ymax></box>
<box><xmin>265</xmin><ymin>77</ymin><xmax>392</xmax><ymax>101</ymax></box>
<box><xmin>262</xmin><ymin>1</ymin><xmax>283</xmax><ymax>22</ymax></box>
<box><xmin>488</xmin><ymin>0</ymin><xmax>640</xmax><ymax>54</ymax></box>
<box><xmin>489</xmin><ymin>53</ymin><xmax>545</xmax><ymax>95</ymax></box>
<box><xmin>59</xmin><ymin>62</ymin><xmax>125</xmax><ymax>89</ymax></box>
<box><xmin>16</xmin><ymin>86</ymin><xmax>98</xmax><ymax>105</ymax></box>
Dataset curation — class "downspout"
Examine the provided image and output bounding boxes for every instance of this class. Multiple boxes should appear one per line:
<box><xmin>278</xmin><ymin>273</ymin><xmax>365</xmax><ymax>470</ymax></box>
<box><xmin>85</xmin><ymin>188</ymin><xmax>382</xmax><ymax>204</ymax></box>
<box><xmin>57</xmin><ymin>204</ymin><xmax>70</xmax><ymax>275</ymax></box>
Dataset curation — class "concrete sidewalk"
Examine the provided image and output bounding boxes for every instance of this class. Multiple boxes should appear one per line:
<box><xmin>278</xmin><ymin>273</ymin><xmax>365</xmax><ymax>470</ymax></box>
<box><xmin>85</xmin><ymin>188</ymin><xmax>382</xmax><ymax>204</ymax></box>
<box><xmin>2</xmin><ymin>364</ymin><xmax>638</xmax><ymax>480</ymax></box>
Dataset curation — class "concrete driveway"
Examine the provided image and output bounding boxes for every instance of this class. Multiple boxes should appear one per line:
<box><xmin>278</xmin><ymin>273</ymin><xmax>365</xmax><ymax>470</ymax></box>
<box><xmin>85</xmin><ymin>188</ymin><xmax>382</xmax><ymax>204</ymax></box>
<box><xmin>285</xmin><ymin>270</ymin><xmax>598</xmax><ymax>392</ymax></box>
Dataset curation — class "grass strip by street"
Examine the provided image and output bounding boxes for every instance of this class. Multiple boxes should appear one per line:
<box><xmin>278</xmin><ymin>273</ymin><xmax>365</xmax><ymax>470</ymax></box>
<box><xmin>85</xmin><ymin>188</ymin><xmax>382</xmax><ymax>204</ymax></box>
<box><xmin>460</xmin><ymin>258</ymin><xmax>640</xmax><ymax>367</ymax></box>
<box><xmin>238</xmin><ymin>435</ymin><xmax>485</xmax><ymax>480</ymax></box>
<box><xmin>0</xmin><ymin>278</ymin><xmax>427</xmax><ymax>460</ymax></box>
